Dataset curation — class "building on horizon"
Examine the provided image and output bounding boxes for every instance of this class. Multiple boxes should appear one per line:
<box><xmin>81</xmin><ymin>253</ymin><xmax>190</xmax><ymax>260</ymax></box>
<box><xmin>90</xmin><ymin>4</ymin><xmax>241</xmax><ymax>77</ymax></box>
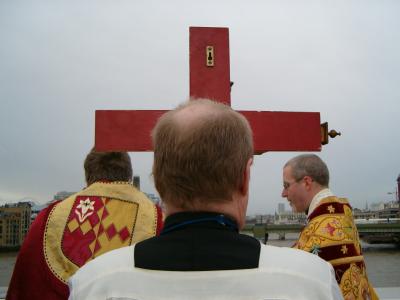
<box><xmin>353</xmin><ymin>200</ymin><xmax>399</xmax><ymax>220</ymax></box>
<box><xmin>397</xmin><ymin>174</ymin><xmax>400</xmax><ymax>203</ymax></box>
<box><xmin>275</xmin><ymin>210</ymin><xmax>306</xmax><ymax>224</ymax></box>
<box><xmin>369</xmin><ymin>202</ymin><xmax>385</xmax><ymax>211</ymax></box>
<box><xmin>275</xmin><ymin>203</ymin><xmax>306</xmax><ymax>224</ymax></box>
<box><xmin>53</xmin><ymin>191</ymin><xmax>75</xmax><ymax>201</ymax></box>
<box><xmin>278</xmin><ymin>203</ymin><xmax>285</xmax><ymax>214</ymax></box>
<box><xmin>0</xmin><ymin>202</ymin><xmax>32</xmax><ymax>248</ymax></box>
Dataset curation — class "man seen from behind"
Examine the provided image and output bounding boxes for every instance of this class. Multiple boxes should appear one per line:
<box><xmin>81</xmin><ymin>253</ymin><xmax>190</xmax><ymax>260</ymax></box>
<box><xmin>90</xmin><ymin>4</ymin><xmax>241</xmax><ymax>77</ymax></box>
<box><xmin>69</xmin><ymin>99</ymin><xmax>343</xmax><ymax>300</ymax></box>
<box><xmin>7</xmin><ymin>149</ymin><xmax>163</xmax><ymax>300</ymax></box>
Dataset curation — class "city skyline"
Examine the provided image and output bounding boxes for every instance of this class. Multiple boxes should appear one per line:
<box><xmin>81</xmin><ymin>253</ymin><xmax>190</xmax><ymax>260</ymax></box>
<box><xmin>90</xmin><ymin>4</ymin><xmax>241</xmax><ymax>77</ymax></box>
<box><xmin>2</xmin><ymin>187</ymin><xmax>397</xmax><ymax>216</ymax></box>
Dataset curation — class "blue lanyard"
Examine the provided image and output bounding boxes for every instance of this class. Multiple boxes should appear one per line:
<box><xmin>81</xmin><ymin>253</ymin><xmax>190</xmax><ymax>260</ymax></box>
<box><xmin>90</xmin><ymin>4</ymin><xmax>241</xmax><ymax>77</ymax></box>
<box><xmin>161</xmin><ymin>215</ymin><xmax>238</xmax><ymax>235</ymax></box>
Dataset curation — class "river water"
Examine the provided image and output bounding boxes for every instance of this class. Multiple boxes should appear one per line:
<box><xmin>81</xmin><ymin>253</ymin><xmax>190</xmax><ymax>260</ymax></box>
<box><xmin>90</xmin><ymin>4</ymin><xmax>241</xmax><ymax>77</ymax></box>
<box><xmin>1</xmin><ymin>234</ymin><xmax>399</xmax><ymax>288</ymax></box>
<box><xmin>265</xmin><ymin>233</ymin><xmax>400</xmax><ymax>287</ymax></box>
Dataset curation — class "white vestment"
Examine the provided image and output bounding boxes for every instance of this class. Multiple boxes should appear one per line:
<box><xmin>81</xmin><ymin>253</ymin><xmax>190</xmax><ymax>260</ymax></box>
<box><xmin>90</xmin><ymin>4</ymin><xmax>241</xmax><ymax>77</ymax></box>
<box><xmin>69</xmin><ymin>244</ymin><xmax>343</xmax><ymax>300</ymax></box>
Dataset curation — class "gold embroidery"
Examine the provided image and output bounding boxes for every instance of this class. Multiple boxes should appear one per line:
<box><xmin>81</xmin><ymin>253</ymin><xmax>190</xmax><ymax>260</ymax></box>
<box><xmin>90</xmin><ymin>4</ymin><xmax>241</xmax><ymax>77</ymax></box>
<box><xmin>296</xmin><ymin>196</ymin><xmax>378</xmax><ymax>300</ymax></box>
<box><xmin>330</xmin><ymin>255</ymin><xmax>364</xmax><ymax>266</ymax></box>
<box><xmin>341</xmin><ymin>263</ymin><xmax>374</xmax><ymax>300</ymax></box>
<box><xmin>44</xmin><ymin>182</ymin><xmax>158</xmax><ymax>283</ymax></box>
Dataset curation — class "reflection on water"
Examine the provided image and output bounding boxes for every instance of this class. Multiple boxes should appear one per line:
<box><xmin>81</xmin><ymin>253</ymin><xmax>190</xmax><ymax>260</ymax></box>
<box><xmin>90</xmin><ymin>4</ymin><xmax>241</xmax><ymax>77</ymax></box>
<box><xmin>1</xmin><ymin>234</ymin><xmax>399</xmax><ymax>288</ymax></box>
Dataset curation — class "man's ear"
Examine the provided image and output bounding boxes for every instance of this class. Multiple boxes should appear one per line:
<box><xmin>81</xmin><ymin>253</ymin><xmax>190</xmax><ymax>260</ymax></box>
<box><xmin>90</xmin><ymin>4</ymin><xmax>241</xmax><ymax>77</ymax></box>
<box><xmin>240</xmin><ymin>158</ymin><xmax>253</xmax><ymax>195</ymax></box>
<box><xmin>303</xmin><ymin>175</ymin><xmax>313</xmax><ymax>191</ymax></box>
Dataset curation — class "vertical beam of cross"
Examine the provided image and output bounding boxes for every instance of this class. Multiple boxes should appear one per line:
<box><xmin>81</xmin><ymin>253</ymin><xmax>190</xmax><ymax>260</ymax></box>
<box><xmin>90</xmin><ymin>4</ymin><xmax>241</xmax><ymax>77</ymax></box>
<box><xmin>190</xmin><ymin>27</ymin><xmax>231</xmax><ymax>105</ymax></box>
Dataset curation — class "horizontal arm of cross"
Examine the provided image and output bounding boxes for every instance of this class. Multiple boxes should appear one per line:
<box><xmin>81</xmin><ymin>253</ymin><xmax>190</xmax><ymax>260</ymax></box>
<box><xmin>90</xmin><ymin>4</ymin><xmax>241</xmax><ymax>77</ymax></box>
<box><xmin>95</xmin><ymin>110</ymin><xmax>321</xmax><ymax>154</ymax></box>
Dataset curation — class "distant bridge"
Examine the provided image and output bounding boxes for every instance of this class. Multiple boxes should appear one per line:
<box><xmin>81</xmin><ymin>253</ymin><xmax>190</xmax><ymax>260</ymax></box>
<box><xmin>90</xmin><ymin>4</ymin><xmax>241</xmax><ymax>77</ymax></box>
<box><xmin>243</xmin><ymin>222</ymin><xmax>400</xmax><ymax>243</ymax></box>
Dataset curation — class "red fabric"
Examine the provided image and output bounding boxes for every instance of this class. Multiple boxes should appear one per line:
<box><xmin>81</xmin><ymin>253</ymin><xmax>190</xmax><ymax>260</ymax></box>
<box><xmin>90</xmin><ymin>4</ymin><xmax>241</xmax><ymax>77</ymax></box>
<box><xmin>7</xmin><ymin>196</ymin><xmax>164</xmax><ymax>300</ymax></box>
<box><xmin>317</xmin><ymin>243</ymin><xmax>359</xmax><ymax>262</ymax></box>
<box><xmin>6</xmin><ymin>201</ymin><xmax>69</xmax><ymax>300</ymax></box>
<box><xmin>308</xmin><ymin>201</ymin><xmax>352</xmax><ymax>221</ymax></box>
<box><xmin>62</xmin><ymin>195</ymin><xmax>103</xmax><ymax>267</ymax></box>
<box><xmin>155</xmin><ymin>204</ymin><xmax>164</xmax><ymax>236</ymax></box>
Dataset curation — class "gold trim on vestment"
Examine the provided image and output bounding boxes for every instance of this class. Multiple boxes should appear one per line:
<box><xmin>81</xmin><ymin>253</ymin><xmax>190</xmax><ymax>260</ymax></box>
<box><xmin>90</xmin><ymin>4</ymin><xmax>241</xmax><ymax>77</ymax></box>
<box><xmin>44</xmin><ymin>196</ymin><xmax>78</xmax><ymax>283</ymax></box>
<box><xmin>295</xmin><ymin>196</ymin><xmax>379</xmax><ymax>300</ymax></box>
<box><xmin>329</xmin><ymin>255</ymin><xmax>364</xmax><ymax>266</ymax></box>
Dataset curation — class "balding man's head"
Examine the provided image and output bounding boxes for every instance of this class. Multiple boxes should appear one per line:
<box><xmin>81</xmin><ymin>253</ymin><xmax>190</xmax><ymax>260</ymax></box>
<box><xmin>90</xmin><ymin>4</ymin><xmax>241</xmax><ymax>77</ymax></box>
<box><xmin>152</xmin><ymin>99</ymin><xmax>253</xmax><ymax>209</ymax></box>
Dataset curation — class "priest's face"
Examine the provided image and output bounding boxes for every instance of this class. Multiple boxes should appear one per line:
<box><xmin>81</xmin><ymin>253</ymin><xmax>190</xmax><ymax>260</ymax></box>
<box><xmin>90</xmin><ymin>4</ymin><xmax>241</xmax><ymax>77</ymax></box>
<box><xmin>281</xmin><ymin>166</ymin><xmax>309</xmax><ymax>213</ymax></box>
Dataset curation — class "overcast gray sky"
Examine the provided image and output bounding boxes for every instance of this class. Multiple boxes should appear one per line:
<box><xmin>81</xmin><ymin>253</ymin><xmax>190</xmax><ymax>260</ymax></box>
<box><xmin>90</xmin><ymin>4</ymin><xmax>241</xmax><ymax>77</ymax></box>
<box><xmin>1</xmin><ymin>0</ymin><xmax>399</xmax><ymax>214</ymax></box>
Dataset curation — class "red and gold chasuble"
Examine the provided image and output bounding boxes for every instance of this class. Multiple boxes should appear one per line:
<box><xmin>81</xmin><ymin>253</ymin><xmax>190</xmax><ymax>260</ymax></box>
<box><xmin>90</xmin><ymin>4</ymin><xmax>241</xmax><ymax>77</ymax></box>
<box><xmin>7</xmin><ymin>181</ymin><xmax>163</xmax><ymax>300</ymax></box>
<box><xmin>294</xmin><ymin>196</ymin><xmax>378</xmax><ymax>300</ymax></box>
<box><xmin>44</xmin><ymin>182</ymin><xmax>161</xmax><ymax>284</ymax></box>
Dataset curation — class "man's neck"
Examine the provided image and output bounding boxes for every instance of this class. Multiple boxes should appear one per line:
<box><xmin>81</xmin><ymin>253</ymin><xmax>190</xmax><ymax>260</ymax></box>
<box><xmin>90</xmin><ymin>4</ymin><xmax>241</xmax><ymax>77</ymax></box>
<box><xmin>165</xmin><ymin>199</ymin><xmax>242</xmax><ymax>229</ymax></box>
<box><xmin>307</xmin><ymin>187</ymin><xmax>333</xmax><ymax>217</ymax></box>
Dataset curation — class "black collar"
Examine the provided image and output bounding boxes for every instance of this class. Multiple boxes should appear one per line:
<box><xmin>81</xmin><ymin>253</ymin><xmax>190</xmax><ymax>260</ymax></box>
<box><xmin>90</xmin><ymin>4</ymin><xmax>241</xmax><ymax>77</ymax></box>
<box><xmin>161</xmin><ymin>212</ymin><xmax>239</xmax><ymax>235</ymax></box>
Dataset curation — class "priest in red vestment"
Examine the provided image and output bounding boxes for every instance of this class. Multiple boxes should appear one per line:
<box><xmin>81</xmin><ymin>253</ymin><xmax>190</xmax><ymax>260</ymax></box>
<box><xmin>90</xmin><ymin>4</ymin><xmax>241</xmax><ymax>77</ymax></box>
<box><xmin>7</xmin><ymin>149</ymin><xmax>163</xmax><ymax>300</ymax></box>
<box><xmin>281</xmin><ymin>154</ymin><xmax>378</xmax><ymax>300</ymax></box>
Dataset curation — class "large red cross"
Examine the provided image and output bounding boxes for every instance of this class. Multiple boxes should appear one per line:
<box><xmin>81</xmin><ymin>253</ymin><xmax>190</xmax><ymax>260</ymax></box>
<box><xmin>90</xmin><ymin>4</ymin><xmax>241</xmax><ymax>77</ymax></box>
<box><xmin>95</xmin><ymin>27</ymin><xmax>322</xmax><ymax>154</ymax></box>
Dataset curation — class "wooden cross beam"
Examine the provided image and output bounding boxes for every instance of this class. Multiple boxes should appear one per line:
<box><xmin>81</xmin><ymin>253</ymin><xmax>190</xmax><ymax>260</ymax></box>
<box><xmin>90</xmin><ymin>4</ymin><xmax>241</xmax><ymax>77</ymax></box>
<box><xmin>95</xmin><ymin>27</ymin><xmax>322</xmax><ymax>154</ymax></box>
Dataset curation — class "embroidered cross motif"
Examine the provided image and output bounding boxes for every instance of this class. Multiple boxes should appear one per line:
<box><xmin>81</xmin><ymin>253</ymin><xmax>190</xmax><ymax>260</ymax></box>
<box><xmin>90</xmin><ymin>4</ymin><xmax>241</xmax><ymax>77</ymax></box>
<box><xmin>341</xmin><ymin>245</ymin><xmax>348</xmax><ymax>254</ymax></box>
<box><xmin>327</xmin><ymin>205</ymin><xmax>335</xmax><ymax>213</ymax></box>
<box><xmin>75</xmin><ymin>198</ymin><xmax>95</xmax><ymax>223</ymax></box>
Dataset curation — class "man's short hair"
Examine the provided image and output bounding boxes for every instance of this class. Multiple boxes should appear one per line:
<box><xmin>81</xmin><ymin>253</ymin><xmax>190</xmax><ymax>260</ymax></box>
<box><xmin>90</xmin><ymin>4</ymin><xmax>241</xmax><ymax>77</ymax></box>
<box><xmin>152</xmin><ymin>99</ymin><xmax>253</xmax><ymax>208</ymax></box>
<box><xmin>285</xmin><ymin>154</ymin><xmax>329</xmax><ymax>187</ymax></box>
<box><xmin>84</xmin><ymin>149</ymin><xmax>133</xmax><ymax>185</ymax></box>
